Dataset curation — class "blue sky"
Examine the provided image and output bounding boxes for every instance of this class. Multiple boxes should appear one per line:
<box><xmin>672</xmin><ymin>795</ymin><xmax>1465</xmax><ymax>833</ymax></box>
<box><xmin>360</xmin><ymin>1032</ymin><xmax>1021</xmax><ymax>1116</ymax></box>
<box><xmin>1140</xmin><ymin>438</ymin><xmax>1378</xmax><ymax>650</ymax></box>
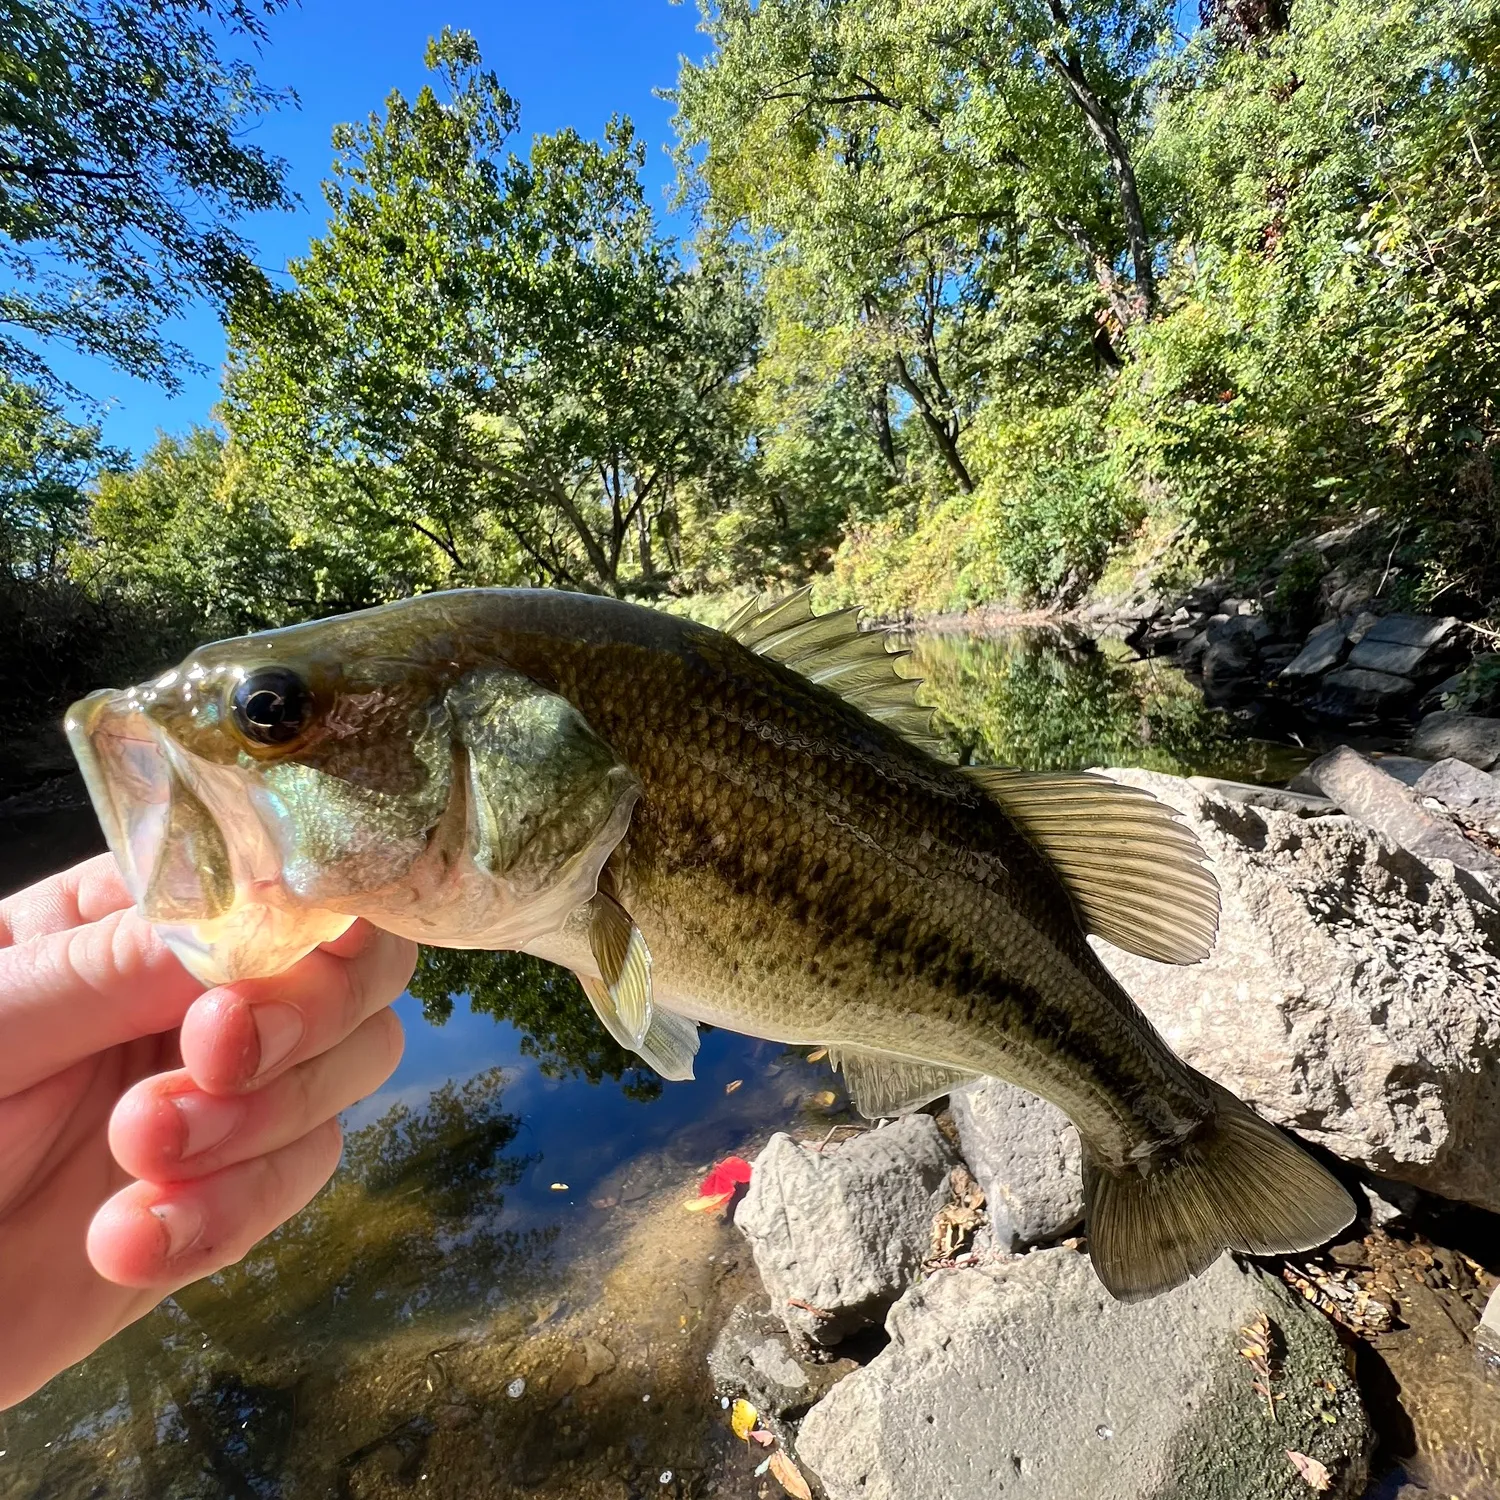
<box><xmin>58</xmin><ymin>0</ymin><xmax>709</xmax><ymax>458</ymax></box>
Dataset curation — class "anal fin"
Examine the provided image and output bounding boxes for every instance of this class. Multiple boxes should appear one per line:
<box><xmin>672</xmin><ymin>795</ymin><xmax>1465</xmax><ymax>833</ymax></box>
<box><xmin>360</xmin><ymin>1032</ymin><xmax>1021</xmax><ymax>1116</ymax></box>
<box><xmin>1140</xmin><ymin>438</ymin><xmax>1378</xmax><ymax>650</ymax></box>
<box><xmin>827</xmin><ymin>1045</ymin><xmax>980</xmax><ymax>1119</ymax></box>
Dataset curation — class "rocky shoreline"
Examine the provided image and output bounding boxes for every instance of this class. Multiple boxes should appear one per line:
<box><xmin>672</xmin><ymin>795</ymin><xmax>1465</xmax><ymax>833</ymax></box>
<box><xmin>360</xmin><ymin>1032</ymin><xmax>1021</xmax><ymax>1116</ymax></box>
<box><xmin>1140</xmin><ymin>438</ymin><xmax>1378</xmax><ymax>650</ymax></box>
<box><xmin>1075</xmin><ymin>512</ymin><xmax>1500</xmax><ymax>748</ymax></box>
<box><xmin>709</xmin><ymin>763</ymin><xmax>1500</xmax><ymax>1500</ymax></box>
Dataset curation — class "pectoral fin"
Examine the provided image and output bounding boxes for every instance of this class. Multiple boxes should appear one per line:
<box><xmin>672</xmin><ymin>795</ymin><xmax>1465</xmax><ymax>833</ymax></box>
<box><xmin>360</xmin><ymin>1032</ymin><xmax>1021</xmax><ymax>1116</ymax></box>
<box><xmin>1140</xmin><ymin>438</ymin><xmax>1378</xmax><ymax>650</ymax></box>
<box><xmin>587</xmin><ymin>887</ymin><xmax>653</xmax><ymax>1045</ymax></box>
<box><xmin>827</xmin><ymin>1046</ymin><xmax>980</xmax><ymax>1118</ymax></box>
<box><xmin>578</xmin><ymin>974</ymin><xmax>700</xmax><ymax>1082</ymax></box>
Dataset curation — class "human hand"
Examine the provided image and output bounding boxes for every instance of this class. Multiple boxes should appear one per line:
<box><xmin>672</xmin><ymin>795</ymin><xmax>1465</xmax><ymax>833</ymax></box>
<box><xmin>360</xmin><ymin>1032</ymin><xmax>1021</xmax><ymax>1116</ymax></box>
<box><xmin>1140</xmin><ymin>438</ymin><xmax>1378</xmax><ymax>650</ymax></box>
<box><xmin>0</xmin><ymin>855</ymin><xmax>416</xmax><ymax>1410</ymax></box>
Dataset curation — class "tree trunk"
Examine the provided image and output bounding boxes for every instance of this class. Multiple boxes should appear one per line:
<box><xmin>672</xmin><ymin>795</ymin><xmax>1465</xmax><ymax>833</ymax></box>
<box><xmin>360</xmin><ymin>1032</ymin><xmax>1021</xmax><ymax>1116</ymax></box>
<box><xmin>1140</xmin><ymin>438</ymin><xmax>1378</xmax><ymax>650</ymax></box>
<box><xmin>891</xmin><ymin>352</ymin><xmax>974</xmax><ymax>492</ymax></box>
<box><xmin>871</xmin><ymin>381</ymin><xmax>898</xmax><ymax>472</ymax></box>
<box><xmin>1044</xmin><ymin>1</ymin><xmax>1155</xmax><ymax>316</ymax></box>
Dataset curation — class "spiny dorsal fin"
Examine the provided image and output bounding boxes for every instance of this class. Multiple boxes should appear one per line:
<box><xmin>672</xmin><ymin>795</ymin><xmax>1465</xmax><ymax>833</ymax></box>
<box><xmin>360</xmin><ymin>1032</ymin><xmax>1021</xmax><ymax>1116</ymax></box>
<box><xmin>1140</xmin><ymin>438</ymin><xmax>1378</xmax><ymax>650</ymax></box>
<box><xmin>587</xmin><ymin>886</ymin><xmax>653</xmax><ymax>1045</ymax></box>
<box><xmin>723</xmin><ymin>587</ymin><xmax>944</xmax><ymax>754</ymax></box>
<box><xmin>578</xmin><ymin>973</ymin><xmax>700</xmax><ymax>1081</ymax></box>
<box><xmin>965</xmin><ymin>767</ymin><xmax>1220</xmax><ymax>965</ymax></box>
<box><xmin>826</xmin><ymin>1045</ymin><xmax>980</xmax><ymax>1118</ymax></box>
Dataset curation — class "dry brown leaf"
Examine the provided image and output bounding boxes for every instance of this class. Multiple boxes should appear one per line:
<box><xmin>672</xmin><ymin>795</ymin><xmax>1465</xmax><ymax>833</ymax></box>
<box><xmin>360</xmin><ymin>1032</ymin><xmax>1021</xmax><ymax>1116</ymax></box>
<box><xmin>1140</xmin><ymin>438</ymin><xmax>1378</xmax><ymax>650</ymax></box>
<box><xmin>1286</xmin><ymin>1449</ymin><xmax>1332</xmax><ymax>1492</ymax></box>
<box><xmin>725</xmin><ymin>1079</ymin><xmax>743</xmax><ymax>1094</ymax></box>
<box><xmin>769</xmin><ymin>1449</ymin><xmax>813</xmax><ymax>1500</ymax></box>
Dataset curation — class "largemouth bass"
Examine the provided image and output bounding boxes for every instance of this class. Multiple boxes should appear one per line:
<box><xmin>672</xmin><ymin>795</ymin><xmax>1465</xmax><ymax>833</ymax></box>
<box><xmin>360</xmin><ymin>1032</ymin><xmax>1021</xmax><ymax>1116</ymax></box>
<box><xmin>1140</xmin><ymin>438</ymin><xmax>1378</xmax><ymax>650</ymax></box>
<box><xmin>66</xmin><ymin>587</ymin><xmax>1354</xmax><ymax>1300</ymax></box>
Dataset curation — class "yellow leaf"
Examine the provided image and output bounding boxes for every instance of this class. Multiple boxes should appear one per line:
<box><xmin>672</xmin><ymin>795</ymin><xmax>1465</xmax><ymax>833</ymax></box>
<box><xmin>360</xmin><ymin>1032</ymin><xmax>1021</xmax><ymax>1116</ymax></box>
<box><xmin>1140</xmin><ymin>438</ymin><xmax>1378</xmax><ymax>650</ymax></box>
<box><xmin>806</xmin><ymin>1048</ymin><xmax>828</xmax><ymax>1063</ymax></box>
<box><xmin>730</xmin><ymin>1398</ymin><xmax>759</xmax><ymax>1441</ymax></box>
<box><xmin>725</xmin><ymin>1079</ymin><xmax>743</xmax><ymax>1094</ymax></box>
<box><xmin>808</xmin><ymin>1089</ymin><xmax>837</xmax><ymax>1109</ymax></box>
<box><xmin>683</xmin><ymin>1191</ymin><xmax>733</xmax><ymax>1214</ymax></box>
<box><xmin>769</xmin><ymin>1450</ymin><xmax>813</xmax><ymax>1500</ymax></box>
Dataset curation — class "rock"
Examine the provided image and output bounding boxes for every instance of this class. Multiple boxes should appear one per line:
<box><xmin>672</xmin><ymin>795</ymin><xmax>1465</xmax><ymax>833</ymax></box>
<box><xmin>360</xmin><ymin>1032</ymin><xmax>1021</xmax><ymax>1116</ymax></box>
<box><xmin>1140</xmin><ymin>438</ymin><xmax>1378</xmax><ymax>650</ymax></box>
<box><xmin>1346</xmin><ymin>638</ymin><xmax>1434</xmax><ymax>678</ymax></box>
<box><xmin>1305</xmin><ymin>666</ymin><xmax>1416</xmax><ymax>721</ymax></box>
<box><xmin>1304</xmin><ymin>746</ymin><xmax>1500</xmax><ymax>878</ymax></box>
<box><xmin>1098</xmin><ymin>770</ymin><xmax>1500</xmax><ymax>1210</ymax></box>
<box><xmin>1178</xmin><ymin>629</ymin><xmax>1210</xmax><ymax>670</ymax></box>
<box><xmin>734</xmin><ymin>1117</ymin><xmax>959</xmax><ymax>1346</ymax></box>
<box><xmin>1186</xmin><ymin>776</ymin><xmax>1336</xmax><ymax>816</ymax></box>
<box><xmin>795</xmin><ymin>1249</ymin><xmax>1371</xmax><ymax>1500</ymax></box>
<box><xmin>1202</xmin><ymin>630</ymin><xmax>1261</xmax><ymax>705</ymax></box>
<box><xmin>1478</xmin><ymin>1284</ymin><xmax>1500</xmax><ymax>1364</ymax></box>
<box><xmin>1346</xmin><ymin>609</ymin><xmax>1381</xmax><ymax>645</ymax></box>
<box><xmin>707</xmin><ymin>1296</ymin><xmax>847</xmax><ymax>1418</ymax></box>
<box><xmin>1409</xmin><ymin>710</ymin><xmax>1500</xmax><ymax>771</ymax></box>
<box><xmin>948</xmin><ymin>1079</ymin><xmax>1082</xmax><ymax>1249</ymax></box>
<box><xmin>1361</xmin><ymin>614</ymin><xmax>1459</xmax><ymax>650</ymax></box>
<box><xmin>1279</xmin><ymin>619</ymin><xmax>1349</xmax><ymax>680</ymax></box>
<box><xmin>1365</xmin><ymin>754</ymin><xmax>1434</xmax><ymax>787</ymax></box>
<box><xmin>1414</xmin><ymin>757</ymin><xmax>1500</xmax><ymax>833</ymax></box>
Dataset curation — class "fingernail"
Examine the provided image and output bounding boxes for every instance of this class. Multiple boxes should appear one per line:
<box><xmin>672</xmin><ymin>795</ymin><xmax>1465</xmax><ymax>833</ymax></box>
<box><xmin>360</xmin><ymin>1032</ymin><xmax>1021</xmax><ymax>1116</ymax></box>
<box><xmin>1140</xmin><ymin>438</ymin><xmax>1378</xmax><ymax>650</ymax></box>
<box><xmin>150</xmin><ymin>1200</ymin><xmax>205</xmax><ymax>1260</ymax></box>
<box><xmin>171</xmin><ymin>1093</ymin><xmax>242</xmax><ymax>1159</ymax></box>
<box><xmin>251</xmin><ymin>1003</ymin><xmax>304</xmax><ymax>1079</ymax></box>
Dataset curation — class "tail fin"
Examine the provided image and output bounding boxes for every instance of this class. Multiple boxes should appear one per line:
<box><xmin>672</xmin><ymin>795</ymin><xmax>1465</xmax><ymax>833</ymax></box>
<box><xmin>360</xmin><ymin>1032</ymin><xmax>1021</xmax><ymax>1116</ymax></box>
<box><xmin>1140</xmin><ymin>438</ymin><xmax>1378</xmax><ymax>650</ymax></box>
<box><xmin>1083</xmin><ymin>1081</ymin><xmax>1356</xmax><ymax>1302</ymax></box>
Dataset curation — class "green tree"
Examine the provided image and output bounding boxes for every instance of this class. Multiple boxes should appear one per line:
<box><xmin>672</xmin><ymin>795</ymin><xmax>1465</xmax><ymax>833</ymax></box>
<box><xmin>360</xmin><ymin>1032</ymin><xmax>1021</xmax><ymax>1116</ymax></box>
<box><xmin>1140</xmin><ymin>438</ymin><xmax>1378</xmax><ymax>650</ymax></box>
<box><xmin>0</xmin><ymin>375</ymin><xmax>117</xmax><ymax>580</ymax></box>
<box><xmin>85</xmin><ymin>427</ymin><xmax>439</xmax><ymax>635</ymax></box>
<box><xmin>0</xmin><ymin>0</ymin><xmax>295</xmax><ymax>392</ymax></box>
<box><xmin>674</xmin><ymin>0</ymin><xmax>1171</xmax><ymax>495</ymax></box>
<box><xmin>229</xmin><ymin>30</ymin><xmax>758</xmax><ymax>599</ymax></box>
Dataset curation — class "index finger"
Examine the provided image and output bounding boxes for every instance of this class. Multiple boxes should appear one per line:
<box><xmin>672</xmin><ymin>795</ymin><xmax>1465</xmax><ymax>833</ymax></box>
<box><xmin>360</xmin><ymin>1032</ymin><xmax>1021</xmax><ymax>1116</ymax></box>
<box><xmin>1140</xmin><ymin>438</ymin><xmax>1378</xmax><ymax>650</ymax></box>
<box><xmin>0</xmin><ymin>854</ymin><xmax>132</xmax><ymax>949</ymax></box>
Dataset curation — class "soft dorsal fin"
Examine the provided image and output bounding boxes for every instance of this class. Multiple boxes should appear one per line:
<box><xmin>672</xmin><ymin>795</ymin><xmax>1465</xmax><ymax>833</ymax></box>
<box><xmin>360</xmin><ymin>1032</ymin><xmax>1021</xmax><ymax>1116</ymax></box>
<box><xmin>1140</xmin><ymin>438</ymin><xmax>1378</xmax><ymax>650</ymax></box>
<box><xmin>826</xmin><ymin>1045</ymin><xmax>980</xmax><ymax>1118</ymax></box>
<box><xmin>722</xmin><ymin>587</ymin><xmax>945</xmax><ymax>754</ymax></box>
<box><xmin>966</xmin><ymin>767</ymin><xmax>1220</xmax><ymax>965</ymax></box>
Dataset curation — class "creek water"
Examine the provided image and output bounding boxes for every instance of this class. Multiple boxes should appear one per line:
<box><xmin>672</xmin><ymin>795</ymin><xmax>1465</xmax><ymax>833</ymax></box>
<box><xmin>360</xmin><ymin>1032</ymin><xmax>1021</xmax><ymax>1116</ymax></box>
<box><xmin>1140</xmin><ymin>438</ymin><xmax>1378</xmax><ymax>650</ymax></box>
<box><xmin>0</xmin><ymin>627</ymin><xmax>1494</xmax><ymax>1499</ymax></box>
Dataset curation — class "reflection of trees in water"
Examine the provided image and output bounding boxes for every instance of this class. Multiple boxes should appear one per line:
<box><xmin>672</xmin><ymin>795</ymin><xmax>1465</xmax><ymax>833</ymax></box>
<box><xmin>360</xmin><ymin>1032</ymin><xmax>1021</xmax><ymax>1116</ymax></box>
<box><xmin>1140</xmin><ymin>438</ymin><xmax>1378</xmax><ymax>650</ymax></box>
<box><xmin>911</xmin><ymin>630</ymin><xmax>1278</xmax><ymax>779</ymax></box>
<box><xmin>2</xmin><ymin>1067</ymin><xmax>549</xmax><ymax>1499</ymax></box>
<box><xmin>408</xmin><ymin>945</ymin><xmax>663</xmax><ymax>1101</ymax></box>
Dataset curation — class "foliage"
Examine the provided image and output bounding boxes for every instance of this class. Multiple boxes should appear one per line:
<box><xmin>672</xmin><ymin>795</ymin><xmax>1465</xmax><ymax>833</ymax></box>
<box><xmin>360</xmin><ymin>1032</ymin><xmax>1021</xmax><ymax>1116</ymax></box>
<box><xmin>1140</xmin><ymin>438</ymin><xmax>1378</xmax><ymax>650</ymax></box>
<box><xmin>408</xmin><ymin>945</ymin><xmax>663</xmax><ymax>1100</ymax></box>
<box><xmin>228</xmin><ymin>30</ymin><xmax>757</xmax><ymax>599</ymax></box>
<box><xmin>0</xmin><ymin>376</ymin><xmax>118</xmax><ymax>581</ymax></box>
<box><xmin>85</xmin><ymin>427</ymin><xmax>437</xmax><ymax>636</ymax></box>
<box><xmin>0</xmin><ymin>0</ymin><xmax>294</xmax><ymax>393</ymax></box>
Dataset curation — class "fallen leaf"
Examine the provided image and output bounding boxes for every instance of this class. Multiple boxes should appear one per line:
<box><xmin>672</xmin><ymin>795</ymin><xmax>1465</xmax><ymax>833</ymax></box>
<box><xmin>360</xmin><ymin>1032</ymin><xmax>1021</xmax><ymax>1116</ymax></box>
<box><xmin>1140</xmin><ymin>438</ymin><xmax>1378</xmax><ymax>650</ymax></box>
<box><xmin>808</xmin><ymin>1089</ymin><xmax>838</xmax><ymax>1109</ymax></box>
<box><xmin>754</xmin><ymin>1457</ymin><xmax>772</xmax><ymax>1477</ymax></box>
<box><xmin>750</xmin><ymin>1429</ymin><xmax>774</xmax><ymax>1446</ymax></box>
<box><xmin>769</xmin><ymin>1449</ymin><xmax>813</xmax><ymax>1500</ymax></box>
<box><xmin>1286</xmin><ymin>1450</ymin><xmax>1332</xmax><ymax>1492</ymax></box>
<box><xmin>806</xmin><ymin>1048</ymin><xmax>827</xmax><ymax>1063</ymax></box>
<box><xmin>548</xmin><ymin>1182</ymin><xmax>569</xmax><ymax>1192</ymax></box>
<box><xmin>730</xmin><ymin>1398</ymin><xmax>758</xmax><ymax>1441</ymax></box>
<box><xmin>683</xmin><ymin>1192</ymin><xmax>733</xmax><ymax>1213</ymax></box>
<box><xmin>683</xmin><ymin>1155</ymin><xmax>754</xmax><ymax>1214</ymax></box>
<box><xmin>725</xmin><ymin>1079</ymin><xmax>743</xmax><ymax>1094</ymax></box>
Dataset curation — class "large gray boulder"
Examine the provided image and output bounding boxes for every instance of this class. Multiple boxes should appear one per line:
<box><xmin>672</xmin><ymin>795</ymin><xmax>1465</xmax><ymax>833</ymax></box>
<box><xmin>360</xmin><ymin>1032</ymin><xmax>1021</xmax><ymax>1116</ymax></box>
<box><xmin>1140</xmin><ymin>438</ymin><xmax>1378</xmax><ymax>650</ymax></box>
<box><xmin>733</xmin><ymin>1116</ymin><xmax>959</xmax><ymax>1346</ymax></box>
<box><xmin>1098</xmin><ymin>770</ymin><xmax>1500</xmax><ymax>1211</ymax></box>
<box><xmin>1414</xmin><ymin>757</ymin><xmax>1500</xmax><ymax>834</ymax></box>
<box><xmin>795</xmin><ymin>1248</ymin><xmax>1371</xmax><ymax>1500</ymax></box>
<box><xmin>948</xmin><ymin>1079</ymin><xmax>1082</xmax><ymax>1249</ymax></box>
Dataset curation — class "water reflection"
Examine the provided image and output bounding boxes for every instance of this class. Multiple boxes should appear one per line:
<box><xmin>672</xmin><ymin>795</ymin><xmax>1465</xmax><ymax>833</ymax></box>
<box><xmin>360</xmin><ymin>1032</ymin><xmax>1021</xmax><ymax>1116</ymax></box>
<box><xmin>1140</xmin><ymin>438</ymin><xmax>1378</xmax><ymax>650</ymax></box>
<box><xmin>908</xmin><ymin>627</ymin><xmax>1312</xmax><ymax>784</ymax></box>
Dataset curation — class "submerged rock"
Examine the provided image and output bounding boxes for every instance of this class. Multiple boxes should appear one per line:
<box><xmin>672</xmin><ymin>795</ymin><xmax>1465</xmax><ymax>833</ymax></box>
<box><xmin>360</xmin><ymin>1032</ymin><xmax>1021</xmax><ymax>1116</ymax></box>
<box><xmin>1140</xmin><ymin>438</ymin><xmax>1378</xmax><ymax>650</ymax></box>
<box><xmin>795</xmin><ymin>1248</ymin><xmax>1370</xmax><ymax>1500</ymax></box>
<box><xmin>948</xmin><ymin>1079</ymin><xmax>1082</xmax><ymax>1250</ymax></box>
<box><xmin>1306</xmin><ymin>666</ymin><xmax>1416</xmax><ymax>721</ymax></box>
<box><xmin>706</xmin><ymin>1295</ymin><xmax>850</xmax><ymax>1418</ymax></box>
<box><xmin>733</xmin><ymin>1117</ymin><xmax>959</xmax><ymax>1346</ymax></box>
<box><xmin>1098</xmin><ymin>770</ymin><xmax>1500</xmax><ymax>1212</ymax></box>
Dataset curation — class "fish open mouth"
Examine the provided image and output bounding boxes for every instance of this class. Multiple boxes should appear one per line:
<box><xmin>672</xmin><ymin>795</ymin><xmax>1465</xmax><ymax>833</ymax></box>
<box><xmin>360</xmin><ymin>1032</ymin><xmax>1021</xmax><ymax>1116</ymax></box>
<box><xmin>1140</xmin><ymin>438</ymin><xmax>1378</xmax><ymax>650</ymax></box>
<box><xmin>65</xmin><ymin>688</ymin><xmax>236</xmax><ymax>921</ymax></box>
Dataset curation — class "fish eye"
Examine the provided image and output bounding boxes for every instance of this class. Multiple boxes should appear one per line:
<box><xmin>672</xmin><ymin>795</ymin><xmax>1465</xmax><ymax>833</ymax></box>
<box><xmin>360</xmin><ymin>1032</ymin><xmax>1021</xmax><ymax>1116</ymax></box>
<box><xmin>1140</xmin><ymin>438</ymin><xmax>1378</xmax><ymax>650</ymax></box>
<box><xmin>231</xmin><ymin>668</ymin><xmax>309</xmax><ymax>747</ymax></box>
